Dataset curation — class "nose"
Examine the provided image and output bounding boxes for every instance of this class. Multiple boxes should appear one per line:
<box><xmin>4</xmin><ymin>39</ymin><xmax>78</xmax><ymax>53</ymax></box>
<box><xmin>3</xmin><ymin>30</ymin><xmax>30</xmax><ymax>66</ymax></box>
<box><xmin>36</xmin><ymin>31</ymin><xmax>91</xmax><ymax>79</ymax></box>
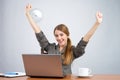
<box><xmin>57</xmin><ymin>35</ymin><xmax>61</xmax><ymax>40</ymax></box>
<box><xmin>58</xmin><ymin>36</ymin><xmax>61</xmax><ymax>39</ymax></box>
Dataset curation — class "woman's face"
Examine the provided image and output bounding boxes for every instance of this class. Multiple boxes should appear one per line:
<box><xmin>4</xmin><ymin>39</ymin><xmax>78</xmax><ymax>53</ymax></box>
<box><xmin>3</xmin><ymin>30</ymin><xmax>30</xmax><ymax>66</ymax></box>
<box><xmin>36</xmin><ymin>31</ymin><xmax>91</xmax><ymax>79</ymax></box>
<box><xmin>54</xmin><ymin>30</ymin><xmax>68</xmax><ymax>47</ymax></box>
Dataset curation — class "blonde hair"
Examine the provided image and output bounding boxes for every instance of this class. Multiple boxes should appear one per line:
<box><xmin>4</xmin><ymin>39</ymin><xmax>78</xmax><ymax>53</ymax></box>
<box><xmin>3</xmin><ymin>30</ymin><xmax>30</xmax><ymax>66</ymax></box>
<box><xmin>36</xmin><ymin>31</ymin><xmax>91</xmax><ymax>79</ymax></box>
<box><xmin>54</xmin><ymin>24</ymin><xmax>73</xmax><ymax>65</ymax></box>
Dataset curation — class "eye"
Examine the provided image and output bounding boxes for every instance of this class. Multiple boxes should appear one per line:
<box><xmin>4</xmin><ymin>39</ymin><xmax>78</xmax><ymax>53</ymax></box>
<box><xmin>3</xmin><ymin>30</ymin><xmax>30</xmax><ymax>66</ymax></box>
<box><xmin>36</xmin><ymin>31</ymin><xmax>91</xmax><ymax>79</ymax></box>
<box><xmin>55</xmin><ymin>34</ymin><xmax>58</xmax><ymax>37</ymax></box>
<box><xmin>60</xmin><ymin>33</ymin><xmax>63</xmax><ymax>36</ymax></box>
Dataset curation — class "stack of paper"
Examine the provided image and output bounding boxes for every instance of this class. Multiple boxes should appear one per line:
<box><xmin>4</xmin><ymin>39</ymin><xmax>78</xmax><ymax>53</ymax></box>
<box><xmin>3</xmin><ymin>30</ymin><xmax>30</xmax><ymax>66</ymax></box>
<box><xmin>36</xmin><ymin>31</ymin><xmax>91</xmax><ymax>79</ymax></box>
<box><xmin>0</xmin><ymin>72</ymin><xmax>26</xmax><ymax>77</ymax></box>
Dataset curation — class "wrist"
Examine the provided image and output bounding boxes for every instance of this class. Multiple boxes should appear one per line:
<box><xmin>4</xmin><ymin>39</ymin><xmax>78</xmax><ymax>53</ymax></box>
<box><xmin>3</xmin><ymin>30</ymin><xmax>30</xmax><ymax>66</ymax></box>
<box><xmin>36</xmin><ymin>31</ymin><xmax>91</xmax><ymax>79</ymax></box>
<box><xmin>95</xmin><ymin>21</ymin><xmax>100</xmax><ymax>25</ymax></box>
<box><xmin>26</xmin><ymin>12</ymin><xmax>30</xmax><ymax>17</ymax></box>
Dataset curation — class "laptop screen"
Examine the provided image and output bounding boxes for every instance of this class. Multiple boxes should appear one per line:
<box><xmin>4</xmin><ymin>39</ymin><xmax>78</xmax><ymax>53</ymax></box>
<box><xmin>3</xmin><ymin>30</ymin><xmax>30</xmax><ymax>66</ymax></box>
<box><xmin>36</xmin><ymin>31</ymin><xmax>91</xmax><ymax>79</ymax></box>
<box><xmin>22</xmin><ymin>54</ymin><xmax>64</xmax><ymax>78</ymax></box>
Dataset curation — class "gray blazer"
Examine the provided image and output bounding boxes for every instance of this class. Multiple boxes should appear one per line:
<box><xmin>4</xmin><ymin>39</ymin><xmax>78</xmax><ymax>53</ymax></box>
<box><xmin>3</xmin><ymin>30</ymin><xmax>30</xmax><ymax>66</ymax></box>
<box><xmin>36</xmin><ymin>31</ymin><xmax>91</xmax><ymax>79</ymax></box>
<box><xmin>35</xmin><ymin>31</ymin><xmax>88</xmax><ymax>75</ymax></box>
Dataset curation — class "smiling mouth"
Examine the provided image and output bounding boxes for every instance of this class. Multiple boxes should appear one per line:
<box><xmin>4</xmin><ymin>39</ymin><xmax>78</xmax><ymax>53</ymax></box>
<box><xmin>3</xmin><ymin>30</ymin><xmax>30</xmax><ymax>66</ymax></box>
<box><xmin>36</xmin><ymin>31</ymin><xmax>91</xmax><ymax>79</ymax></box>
<box><xmin>58</xmin><ymin>40</ymin><xmax>63</xmax><ymax>45</ymax></box>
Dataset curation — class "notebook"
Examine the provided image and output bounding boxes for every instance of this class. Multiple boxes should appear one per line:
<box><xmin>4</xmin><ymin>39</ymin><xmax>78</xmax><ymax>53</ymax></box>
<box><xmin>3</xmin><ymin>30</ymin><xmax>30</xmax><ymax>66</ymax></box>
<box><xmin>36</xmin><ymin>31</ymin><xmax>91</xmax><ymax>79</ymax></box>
<box><xmin>22</xmin><ymin>54</ymin><xmax>64</xmax><ymax>78</ymax></box>
<box><xmin>0</xmin><ymin>72</ymin><xmax>26</xmax><ymax>77</ymax></box>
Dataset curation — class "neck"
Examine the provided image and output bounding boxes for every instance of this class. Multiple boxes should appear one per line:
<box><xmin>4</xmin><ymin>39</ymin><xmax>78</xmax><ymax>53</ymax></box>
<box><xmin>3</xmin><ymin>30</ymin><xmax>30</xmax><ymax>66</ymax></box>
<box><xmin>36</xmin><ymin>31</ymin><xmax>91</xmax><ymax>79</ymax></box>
<box><xmin>59</xmin><ymin>45</ymin><xmax>66</xmax><ymax>52</ymax></box>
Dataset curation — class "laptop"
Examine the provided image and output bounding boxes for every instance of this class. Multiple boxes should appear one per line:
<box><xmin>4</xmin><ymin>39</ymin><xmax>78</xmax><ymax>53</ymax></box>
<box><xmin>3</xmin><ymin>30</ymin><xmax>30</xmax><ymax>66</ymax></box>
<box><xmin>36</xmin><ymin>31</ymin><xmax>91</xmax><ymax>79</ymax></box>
<box><xmin>22</xmin><ymin>54</ymin><xmax>64</xmax><ymax>78</ymax></box>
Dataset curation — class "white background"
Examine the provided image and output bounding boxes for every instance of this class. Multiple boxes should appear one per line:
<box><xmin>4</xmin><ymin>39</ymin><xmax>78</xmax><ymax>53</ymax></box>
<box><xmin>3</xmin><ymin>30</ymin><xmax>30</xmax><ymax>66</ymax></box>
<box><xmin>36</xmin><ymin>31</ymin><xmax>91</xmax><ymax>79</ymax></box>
<box><xmin>0</xmin><ymin>0</ymin><xmax>120</xmax><ymax>74</ymax></box>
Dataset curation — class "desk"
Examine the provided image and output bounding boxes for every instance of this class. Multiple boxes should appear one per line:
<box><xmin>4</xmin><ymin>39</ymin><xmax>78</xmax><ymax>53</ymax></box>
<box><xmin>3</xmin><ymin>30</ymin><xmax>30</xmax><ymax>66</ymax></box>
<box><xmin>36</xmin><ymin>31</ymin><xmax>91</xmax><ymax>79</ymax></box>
<box><xmin>0</xmin><ymin>75</ymin><xmax>120</xmax><ymax>80</ymax></box>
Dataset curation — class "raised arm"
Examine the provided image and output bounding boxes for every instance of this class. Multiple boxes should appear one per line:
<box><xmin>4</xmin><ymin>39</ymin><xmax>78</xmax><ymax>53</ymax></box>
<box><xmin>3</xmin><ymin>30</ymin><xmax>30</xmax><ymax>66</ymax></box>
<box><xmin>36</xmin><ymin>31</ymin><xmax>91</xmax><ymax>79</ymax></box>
<box><xmin>83</xmin><ymin>11</ymin><xmax>103</xmax><ymax>42</ymax></box>
<box><xmin>25</xmin><ymin>4</ymin><xmax>41</xmax><ymax>33</ymax></box>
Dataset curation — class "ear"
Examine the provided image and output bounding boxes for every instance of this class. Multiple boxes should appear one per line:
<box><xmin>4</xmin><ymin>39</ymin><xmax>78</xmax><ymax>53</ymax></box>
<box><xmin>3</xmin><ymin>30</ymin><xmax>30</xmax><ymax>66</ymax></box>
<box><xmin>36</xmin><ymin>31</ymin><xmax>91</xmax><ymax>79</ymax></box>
<box><xmin>67</xmin><ymin>36</ymin><xmax>70</xmax><ymax>39</ymax></box>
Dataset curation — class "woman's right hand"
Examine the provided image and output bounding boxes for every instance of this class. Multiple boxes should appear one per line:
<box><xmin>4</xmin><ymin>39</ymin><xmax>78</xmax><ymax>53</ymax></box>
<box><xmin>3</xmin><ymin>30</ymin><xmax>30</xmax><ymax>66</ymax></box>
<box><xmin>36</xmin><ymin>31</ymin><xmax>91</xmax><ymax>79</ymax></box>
<box><xmin>25</xmin><ymin>4</ymin><xmax>41</xmax><ymax>33</ymax></box>
<box><xmin>25</xmin><ymin>4</ymin><xmax>32</xmax><ymax>15</ymax></box>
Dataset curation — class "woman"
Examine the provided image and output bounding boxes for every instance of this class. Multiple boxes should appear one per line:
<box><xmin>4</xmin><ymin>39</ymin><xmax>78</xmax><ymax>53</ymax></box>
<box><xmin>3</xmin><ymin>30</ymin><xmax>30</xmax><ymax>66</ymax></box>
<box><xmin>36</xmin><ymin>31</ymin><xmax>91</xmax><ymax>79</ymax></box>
<box><xmin>25</xmin><ymin>4</ymin><xmax>103</xmax><ymax>75</ymax></box>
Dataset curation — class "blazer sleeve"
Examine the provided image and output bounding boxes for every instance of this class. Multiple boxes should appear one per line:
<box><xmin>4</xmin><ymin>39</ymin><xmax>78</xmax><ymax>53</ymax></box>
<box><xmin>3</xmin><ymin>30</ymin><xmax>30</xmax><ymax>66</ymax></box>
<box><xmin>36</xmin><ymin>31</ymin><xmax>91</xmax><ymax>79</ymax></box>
<box><xmin>35</xmin><ymin>31</ymin><xmax>49</xmax><ymax>50</ymax></box>
<box><xmin>73</xmin><ymin>38</ymin><xmax>88</xmax><ymax>58</ymax></box>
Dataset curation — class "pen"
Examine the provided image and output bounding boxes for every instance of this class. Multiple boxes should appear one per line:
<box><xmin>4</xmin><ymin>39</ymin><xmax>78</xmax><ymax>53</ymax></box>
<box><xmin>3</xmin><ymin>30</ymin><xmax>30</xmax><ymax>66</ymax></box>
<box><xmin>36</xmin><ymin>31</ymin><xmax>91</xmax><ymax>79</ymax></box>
<box><xmin>5</xmin><ymin>72</ymin><xmax>18</xmax><ymax>75</ymax></box>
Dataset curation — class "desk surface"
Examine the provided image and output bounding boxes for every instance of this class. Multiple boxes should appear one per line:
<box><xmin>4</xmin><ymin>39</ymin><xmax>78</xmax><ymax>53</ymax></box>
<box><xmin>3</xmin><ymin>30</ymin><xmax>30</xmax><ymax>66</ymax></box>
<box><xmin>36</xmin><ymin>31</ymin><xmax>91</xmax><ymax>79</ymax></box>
<box><xmin>0</xmin><ymin>75</ymin><xmax>120</xmax><ymax>80</ymax></box>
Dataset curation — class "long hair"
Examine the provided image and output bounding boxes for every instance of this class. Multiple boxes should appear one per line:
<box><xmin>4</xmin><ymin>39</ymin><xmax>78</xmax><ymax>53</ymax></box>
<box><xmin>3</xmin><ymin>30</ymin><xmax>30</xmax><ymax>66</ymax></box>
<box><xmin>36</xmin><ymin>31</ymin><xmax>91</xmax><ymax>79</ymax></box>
<box><xmin>54</xmin><ymin>24</ymin><xmax>73</xmax><ymax>65</ymax></box>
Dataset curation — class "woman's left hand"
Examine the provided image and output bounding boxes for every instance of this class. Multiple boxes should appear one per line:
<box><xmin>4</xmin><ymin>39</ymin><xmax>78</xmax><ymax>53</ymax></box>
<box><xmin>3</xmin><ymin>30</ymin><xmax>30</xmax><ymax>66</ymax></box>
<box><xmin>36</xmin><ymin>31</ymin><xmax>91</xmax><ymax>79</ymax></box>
<box><xmin>96</xmin><ymin>11</ymin><xmax>103</xmax><ymax>24</ymax></box>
